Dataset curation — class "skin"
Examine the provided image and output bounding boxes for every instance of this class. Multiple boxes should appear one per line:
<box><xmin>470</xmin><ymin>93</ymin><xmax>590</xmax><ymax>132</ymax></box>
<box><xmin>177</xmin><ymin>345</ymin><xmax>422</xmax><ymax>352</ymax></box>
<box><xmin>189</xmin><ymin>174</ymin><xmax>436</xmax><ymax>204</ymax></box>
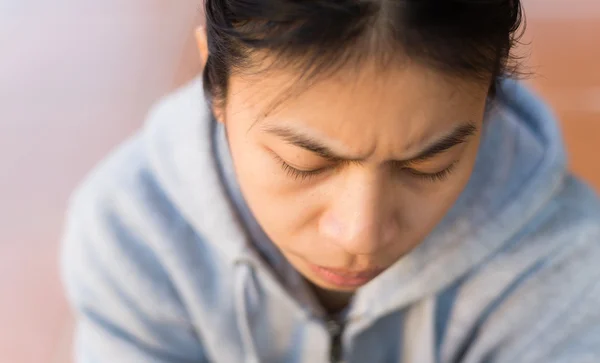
<box><xmin>196</xmin><ymin>29</ymin><xmax>490</xmax><ymax>312</ymax></box>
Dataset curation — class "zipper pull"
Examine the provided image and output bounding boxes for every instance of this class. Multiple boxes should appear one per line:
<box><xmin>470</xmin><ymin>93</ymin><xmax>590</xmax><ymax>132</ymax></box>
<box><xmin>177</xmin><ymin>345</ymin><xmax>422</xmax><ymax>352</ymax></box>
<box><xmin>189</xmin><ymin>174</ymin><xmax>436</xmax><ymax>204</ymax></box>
<box><xmin>327</xmin><ymin>319</ymin><xmax>344</xmax><ymax>363</ymax></box>
<box><xmin>327</xmin><ymin>319</ymin><xmax>342</xmax><ymax>336</ymax></box>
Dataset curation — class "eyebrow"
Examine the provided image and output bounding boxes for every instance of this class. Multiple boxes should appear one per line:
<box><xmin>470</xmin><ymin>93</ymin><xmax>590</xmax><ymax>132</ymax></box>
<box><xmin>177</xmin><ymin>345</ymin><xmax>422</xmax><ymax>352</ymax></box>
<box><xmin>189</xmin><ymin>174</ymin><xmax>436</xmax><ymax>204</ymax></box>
<box><xmin>407</xmin><ymin>123</ymin><xmax>478</xmax><ymax>163</ymax></box>
<box><xmin>262</xmin><ymin>122</ymin><xmax>478</xmax><ymax>164</ymax></box>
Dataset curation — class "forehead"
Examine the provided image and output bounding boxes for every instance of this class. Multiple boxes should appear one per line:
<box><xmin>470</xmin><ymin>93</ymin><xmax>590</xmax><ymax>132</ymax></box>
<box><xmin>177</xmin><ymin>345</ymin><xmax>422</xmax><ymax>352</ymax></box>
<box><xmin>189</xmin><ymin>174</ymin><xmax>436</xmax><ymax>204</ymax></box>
<box><xmin>227</xmin><ymin>63</ymin><xmax>488</xmax><ymax>155</ymax></box>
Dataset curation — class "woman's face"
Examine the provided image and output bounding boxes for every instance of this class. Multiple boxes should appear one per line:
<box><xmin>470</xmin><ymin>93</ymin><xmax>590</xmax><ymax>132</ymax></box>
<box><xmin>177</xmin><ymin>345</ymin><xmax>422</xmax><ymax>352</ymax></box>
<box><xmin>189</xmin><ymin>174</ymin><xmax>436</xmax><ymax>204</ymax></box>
<box><xmin>220</xmin><ymin>63</ymin><xmax>488</xmax><ymax>292</ymax></box>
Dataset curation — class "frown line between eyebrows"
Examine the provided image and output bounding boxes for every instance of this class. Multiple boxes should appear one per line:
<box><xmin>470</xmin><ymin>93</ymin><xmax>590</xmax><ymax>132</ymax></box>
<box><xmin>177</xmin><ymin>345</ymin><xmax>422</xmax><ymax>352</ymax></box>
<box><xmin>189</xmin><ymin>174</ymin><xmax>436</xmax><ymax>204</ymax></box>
<box><xmin>261</xmin><ymin>121</ymin><xmax>478</xmax><ymax>164</ymax></box>
<box><xmin>261</xmin><ymin>124</ymin><xmax>353</xmax><ymax>161</ymax></box>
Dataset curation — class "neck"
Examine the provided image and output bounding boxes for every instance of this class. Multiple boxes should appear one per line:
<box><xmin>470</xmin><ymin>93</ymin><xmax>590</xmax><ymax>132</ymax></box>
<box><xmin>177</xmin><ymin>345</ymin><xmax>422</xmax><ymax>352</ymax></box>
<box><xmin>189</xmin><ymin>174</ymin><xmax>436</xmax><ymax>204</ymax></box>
<box><xmin>310</xmin><ymin>284</ymin><xmax>354</xmax><ymax>315</ymax></box>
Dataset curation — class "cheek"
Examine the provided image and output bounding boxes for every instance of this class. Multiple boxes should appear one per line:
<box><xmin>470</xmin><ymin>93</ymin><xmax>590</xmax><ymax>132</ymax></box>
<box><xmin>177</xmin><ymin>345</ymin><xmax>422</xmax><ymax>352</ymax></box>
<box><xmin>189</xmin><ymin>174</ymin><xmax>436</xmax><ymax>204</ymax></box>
<box><xmin>401</xmin><ymin>141</ymin><xmax>480</xmax><ymax>230</ymax></box>
<box><xmin>227</xmin><ymin>124</ymin><xmax>277</xmax><ymax>187</ymax></box>
<box><xmin>226</xmin><ymin>130</ymin><xmax>323</xmax><ymax>239</ymax></box>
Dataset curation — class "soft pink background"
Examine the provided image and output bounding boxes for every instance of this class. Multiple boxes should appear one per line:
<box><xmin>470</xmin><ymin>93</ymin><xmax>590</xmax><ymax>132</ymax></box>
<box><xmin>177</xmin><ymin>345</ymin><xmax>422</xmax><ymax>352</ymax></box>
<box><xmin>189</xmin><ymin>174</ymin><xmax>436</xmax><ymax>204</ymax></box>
<box><xmin>0</xmin><ymin>1</ymin><xmax>598</xmax><ymax>362</ymax></box>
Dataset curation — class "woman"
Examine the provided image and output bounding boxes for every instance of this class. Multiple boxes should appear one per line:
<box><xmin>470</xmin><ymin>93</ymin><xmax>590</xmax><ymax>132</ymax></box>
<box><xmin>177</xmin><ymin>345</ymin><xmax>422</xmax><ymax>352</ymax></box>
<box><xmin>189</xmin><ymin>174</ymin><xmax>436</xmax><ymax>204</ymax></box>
<box><xmin>61</xmin><ymin>0</ymin><xmax>600</xmax><ymax>362</ymax></box>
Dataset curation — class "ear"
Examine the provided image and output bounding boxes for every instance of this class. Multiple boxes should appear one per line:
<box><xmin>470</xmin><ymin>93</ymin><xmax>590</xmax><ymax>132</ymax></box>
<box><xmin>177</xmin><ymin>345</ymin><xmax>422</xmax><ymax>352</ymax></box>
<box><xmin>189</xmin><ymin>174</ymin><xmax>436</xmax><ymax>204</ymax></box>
<box><xmin>195</xmin><ymin>26</ymin><xmax>226</xmax><ymax>123</ymax></box>
<box><xmin>195</xmin><ymin>26</ymin><xmax>209</xmax><ymax>70</ymax></box>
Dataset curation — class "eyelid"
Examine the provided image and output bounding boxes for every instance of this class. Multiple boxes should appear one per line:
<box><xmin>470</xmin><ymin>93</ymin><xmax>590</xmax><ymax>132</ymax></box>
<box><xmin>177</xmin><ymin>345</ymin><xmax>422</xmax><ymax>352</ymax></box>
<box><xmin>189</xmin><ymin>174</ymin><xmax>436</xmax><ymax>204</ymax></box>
<box><xmin>272</xmin><ymin>152</ymin><xmax>334</xmax><ymax>172</ymax></box>
<box><xmin>404</xmin><ymin>162</ymin><xmax>457</xmax><ymax>182</ymax></box>
<box><xmin>272</xmin><ymin>148</ymin><xmax>457</xmax><ymax>183</ymax></box>
<box><xmin>271</xmin><ymin>153</ymin><xmax>333</xmax><ymax>181</ymax></box>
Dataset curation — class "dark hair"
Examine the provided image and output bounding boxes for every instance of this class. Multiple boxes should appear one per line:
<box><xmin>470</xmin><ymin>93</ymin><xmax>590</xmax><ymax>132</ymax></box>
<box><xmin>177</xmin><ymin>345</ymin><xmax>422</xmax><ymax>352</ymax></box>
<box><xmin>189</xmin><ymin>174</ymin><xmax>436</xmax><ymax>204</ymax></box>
<box><xmin>202</xmin><ymin>0</ymin><xmax>524</xmax><ymax>108</ymax></box>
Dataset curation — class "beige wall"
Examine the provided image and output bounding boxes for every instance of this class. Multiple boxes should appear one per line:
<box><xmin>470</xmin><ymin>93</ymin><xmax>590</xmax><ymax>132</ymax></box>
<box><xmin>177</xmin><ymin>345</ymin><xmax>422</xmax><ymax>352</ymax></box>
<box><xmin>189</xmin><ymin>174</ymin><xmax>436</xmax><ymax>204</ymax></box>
<box><xmin>524</xmin><ymin>4</ymin><xmax>600</xmax><ymax>188</ymax></box>
<box><xmin>0</xmin><ymin>2</ymin><xmax>201</xmax><ymax>362</ymax></box>
<box><xmin>0</xmin><ymin>1</ymin><xmax>598</xmax><ymax>362</ymax></box>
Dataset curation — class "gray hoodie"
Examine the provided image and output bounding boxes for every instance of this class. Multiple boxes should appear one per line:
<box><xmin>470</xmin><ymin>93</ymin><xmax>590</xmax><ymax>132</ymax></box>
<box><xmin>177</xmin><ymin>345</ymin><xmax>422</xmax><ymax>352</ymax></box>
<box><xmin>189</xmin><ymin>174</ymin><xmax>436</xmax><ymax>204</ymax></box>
<box><xmin>61</xmin><ymin>77</ymin><xmax>600</xmax><ymax>363</ymax></box>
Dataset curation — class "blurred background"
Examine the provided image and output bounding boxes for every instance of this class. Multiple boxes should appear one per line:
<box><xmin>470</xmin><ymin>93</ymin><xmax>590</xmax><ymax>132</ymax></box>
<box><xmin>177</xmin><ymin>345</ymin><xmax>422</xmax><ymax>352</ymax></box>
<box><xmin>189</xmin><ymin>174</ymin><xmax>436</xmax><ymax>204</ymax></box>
<box><xmin>0</xmin><ymin>0</ymin><xmax>598</xmax><ymax>362</ymax></box>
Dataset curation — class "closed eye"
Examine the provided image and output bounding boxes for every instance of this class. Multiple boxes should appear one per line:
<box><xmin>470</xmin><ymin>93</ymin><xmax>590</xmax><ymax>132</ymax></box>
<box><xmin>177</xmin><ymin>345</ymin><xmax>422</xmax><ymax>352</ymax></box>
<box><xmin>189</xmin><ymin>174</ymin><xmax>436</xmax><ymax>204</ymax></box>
<box><xmin>272</xmin><ymin>154</ymin><xmax>332</xmax><ymax>181</ymax></box>
<box><xmin>403</xmin><ymin>162</ymin><xmax>457</xmax><ymax>182</ymax></box>
<box><xmin>273</xmin><ymin>151</ymin><xmax>458</xmax><ymax>183</ymax></box>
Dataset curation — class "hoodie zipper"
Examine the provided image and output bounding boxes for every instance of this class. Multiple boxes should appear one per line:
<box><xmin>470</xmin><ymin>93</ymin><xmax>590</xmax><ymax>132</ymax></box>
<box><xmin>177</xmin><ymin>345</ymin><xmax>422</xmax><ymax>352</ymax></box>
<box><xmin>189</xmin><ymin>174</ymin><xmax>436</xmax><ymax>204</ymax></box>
<box><xmin>327</xmin><ymin>318</ymin><xmax>345</xmax><ymax>363</ymax></box>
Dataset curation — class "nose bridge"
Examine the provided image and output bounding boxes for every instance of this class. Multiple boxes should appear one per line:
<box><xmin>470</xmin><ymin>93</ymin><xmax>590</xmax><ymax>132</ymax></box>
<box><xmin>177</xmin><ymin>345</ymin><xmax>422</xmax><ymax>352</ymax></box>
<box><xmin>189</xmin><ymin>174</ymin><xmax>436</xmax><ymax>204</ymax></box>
<box><xmin>320</xmin><ymin>171</ymin><xmax>393</xmax><ymax>254</ymax></box>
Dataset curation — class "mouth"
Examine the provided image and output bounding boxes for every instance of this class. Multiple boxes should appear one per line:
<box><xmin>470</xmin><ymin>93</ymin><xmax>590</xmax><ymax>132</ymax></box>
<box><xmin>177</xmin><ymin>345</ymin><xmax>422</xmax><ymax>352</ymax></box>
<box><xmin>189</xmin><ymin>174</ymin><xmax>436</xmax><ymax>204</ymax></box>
<box><xmin>306</xmin><ymin>263</ymin><xmax>385</xmax><ymax>289</ymax></box>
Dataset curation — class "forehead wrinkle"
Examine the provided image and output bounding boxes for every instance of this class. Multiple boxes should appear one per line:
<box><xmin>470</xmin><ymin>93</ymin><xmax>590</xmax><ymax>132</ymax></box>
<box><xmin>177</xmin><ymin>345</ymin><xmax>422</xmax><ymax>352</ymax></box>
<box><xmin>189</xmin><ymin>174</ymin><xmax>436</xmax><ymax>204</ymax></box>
<box><xmin>231</xmin><ymin>61</ymin><xmax>485</xmax><ymax>160</ymax></box>
<box><xmin>260</xmin><ymin>120</ymin><xmax>376</xmax><ymax>161</ymax></box>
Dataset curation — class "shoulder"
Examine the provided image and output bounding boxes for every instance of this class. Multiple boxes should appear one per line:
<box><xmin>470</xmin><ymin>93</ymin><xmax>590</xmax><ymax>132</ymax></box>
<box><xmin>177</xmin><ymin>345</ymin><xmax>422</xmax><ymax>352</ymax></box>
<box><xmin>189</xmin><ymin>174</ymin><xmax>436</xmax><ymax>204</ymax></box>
<box><xmin>61</xmin><ymin>79</ymin><xmax>240</xmax><ymax>318</ymax></box>
<box><xmin>61</xmin><ymin>78</ymin><xmax>214</xmax><ymax>302</ymax></box>
<box><xmin>64</xmin><ymin>132</ymin><xmax>183</xmax><ymax>252</ymax></box>
<box><xmin>535</xmin><ymin>174</ymin><xmax>600</xmax><ymax>253</ymax></box>
<box><xmin>61</xmin><ymin>122</ymin><xmax>220</xmax><ymax>280</ymax></box>
<box><xmin>60</xmin><ymin>133</ymin><xmax>199</xmax><ymax>323</ymax></box>
<box><xmin>455</xmin><ymin>175</ymin><xmax>600</xmax><ymax>362</ymax></box>
<box><xmin>519</xmin><ymin>174</ymin><xmax>600</xmax><ymax>316</ymax></box>
<box><xmin>63</xmin><ymin>77</ymin><xmax>218</xmax><ymax>265</ymax></box>
<box><xmin>551</xmin><ymin>174</ymin><xmax>600</xmax><ymax>225</ymax></box>
<box><xmin>503</xmin><ymin>174</ymin><xmax>600</xmax><ymax>310</ymax></box>
<box><xmin>61</xmin><ymin>128</ymin><xmax>191</xmax><ymax>265</ymax></box>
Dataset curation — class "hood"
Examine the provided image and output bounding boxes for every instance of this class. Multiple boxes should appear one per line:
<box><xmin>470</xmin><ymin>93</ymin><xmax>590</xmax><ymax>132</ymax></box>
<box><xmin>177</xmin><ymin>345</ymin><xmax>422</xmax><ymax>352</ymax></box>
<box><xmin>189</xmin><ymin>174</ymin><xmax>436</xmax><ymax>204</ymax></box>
<box><xmin>143</xmin><ymin>76</ymin><xmax>568</xmax><ymax>320</ymax></box>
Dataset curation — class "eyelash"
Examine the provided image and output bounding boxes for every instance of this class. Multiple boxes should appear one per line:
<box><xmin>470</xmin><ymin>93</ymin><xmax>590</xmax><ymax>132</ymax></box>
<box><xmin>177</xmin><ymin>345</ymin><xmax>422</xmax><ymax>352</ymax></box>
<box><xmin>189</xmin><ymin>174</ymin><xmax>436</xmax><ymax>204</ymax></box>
<box><xmin>276</xmin><ymin>155</ymin><xmax>457</xmax><ymax>183</ymax></box>
<box><xmin>278</xmin><ymin>158</ymin><xmax>330</xmax><ymax>181</ymax></box>
<box><xmin>403</xmin><ymin>162</ymin><xmax>457</xmax><ymax>183</ymax></box>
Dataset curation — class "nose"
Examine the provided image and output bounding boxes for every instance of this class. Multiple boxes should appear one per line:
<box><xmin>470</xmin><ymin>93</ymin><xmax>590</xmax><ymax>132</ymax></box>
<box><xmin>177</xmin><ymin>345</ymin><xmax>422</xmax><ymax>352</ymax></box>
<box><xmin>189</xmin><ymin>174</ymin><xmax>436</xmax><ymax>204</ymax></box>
<box><xmin>318</xmin><ymin>173</ymin><xmax>396</xmax><ymax>255</ymax></box>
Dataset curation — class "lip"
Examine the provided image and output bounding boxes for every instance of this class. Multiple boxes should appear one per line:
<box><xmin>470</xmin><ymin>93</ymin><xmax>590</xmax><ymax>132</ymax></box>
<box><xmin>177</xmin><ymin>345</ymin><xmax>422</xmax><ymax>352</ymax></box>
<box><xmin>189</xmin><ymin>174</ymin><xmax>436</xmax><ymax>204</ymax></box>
<box><xmin>306</xmin><ymin>263</ymin><xmax>384</xmax><ymax>288</ymax></box>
